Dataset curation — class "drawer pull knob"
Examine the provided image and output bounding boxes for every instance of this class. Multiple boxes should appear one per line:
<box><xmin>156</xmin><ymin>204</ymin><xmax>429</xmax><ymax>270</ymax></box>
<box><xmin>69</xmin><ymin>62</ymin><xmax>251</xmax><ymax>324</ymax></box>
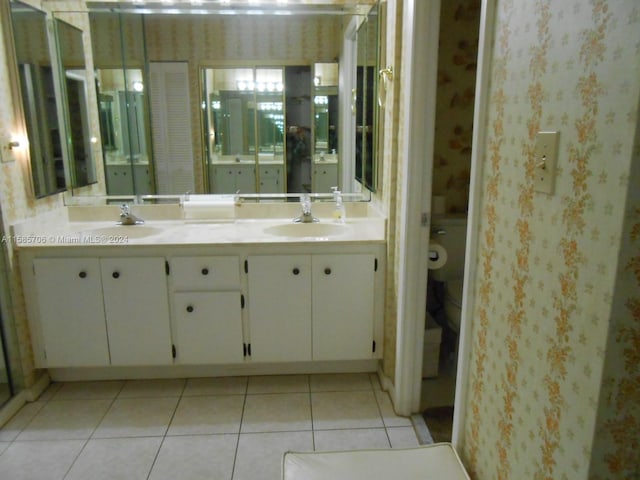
<box><xmin>292</xmin><ymin>267</ymin><xmax>300</xmax><ymax>275</ymax></box>
<box><xmin>186</xmin><ymin>305</ymin><xmax>194</xmax><ymax>313</ymax></box>
<box><xmin>112</xmin><ymin>271</ymin><xmax>120</xmax><ymax>279</ymax></box>
<box><xmin>201</xmin><ymin>268</ymin><xmax>209</xmax><ymax>275</ymax></box>
<box><xmin>324</xmin><ymin>268</ymin><xmax>332</xmax><ymax>275</ymax></box>
<box><xmin>78</xmin><ymin>271</ymin><xmax>87</xmax><ymax>279</ymax></box>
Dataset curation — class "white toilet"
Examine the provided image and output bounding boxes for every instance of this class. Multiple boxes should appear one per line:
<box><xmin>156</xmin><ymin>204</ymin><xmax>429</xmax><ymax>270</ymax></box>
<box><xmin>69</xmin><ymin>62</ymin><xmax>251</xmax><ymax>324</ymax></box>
<box><xmin>429</xmin><ymin>215</ymin><xmax>467</xmax><ymax>334</ymax></box>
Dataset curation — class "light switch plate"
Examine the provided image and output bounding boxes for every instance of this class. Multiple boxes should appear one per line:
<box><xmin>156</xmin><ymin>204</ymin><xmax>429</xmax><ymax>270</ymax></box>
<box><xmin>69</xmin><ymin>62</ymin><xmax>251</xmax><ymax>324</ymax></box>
<box><xmin>534</xmin><ymin>131</ymin><xmax>559</xmax><ymax>195</ymax></box>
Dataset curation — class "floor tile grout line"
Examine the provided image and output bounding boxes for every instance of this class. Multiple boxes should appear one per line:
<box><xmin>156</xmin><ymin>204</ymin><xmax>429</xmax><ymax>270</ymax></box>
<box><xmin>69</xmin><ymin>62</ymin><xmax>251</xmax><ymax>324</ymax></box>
<box><xmin>229</xmin><ymin>376</ymin><xmax>249</xmax><ymax>480</ymax></box>
<box><xmin>62</xmin><ymin>384</ymin><xmax>124</xmax><ymax>480</ymax></box>
<box><xmin>371</xmin><ymin>382</ymin><xmax>392</xmax><ymax>448</ymax></box>
<box><xmin>308</xmin><ymin>375</ymin><xmax>316</xmax><ymax>451</ymax></box>
<box><xmin>143</xmin><ymin>390</ymin><xmax>183</xmax><ymax>480</ymax></box>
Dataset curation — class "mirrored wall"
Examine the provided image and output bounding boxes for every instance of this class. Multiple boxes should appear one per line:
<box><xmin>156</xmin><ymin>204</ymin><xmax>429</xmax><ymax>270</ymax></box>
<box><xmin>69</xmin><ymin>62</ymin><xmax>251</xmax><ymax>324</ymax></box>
<box><xmin>84</xmin><ymin>5</ymin><xmax>379</xmax><ymax>198</ymax></box>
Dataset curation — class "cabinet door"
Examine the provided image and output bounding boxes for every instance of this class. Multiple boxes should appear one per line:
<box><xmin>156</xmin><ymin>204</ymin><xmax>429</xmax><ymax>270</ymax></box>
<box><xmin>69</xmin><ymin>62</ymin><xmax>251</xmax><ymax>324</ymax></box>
<box><xmin>212</xmin><ymin>166</ymin><xmax>236</xmax><ymax>194</ymax></box>
<box><xmin>170</xmin><ymin>256</ymin><xmax>240</xmax><ymax>291</ymax></box>
<box><xmin>173</xmin><ymin>292</ymin><xmax>244</xmax><ymax>364</ymax></box>
<box><xmin>247</xmin><ymin>255</ymin><xmax>311</xmax><ymax>362</ymax></box>
<box><xmin>236</xmin><ymin>165</ymin><xmax>256</xmax><ymax>194</ymax></box>
<box><xmin>33</xmin><ymin>258</ymin><xmax>109</xmax><ymax>367</ymax></box>
<box><xmin>312</xmin><ymin>254</ymin><xmax>375</xmax><ymax>360</ymax></box>
<box><xmin>100</xmin><ymin>257</ymin><xmax>172</xmax><ymax>365</ymax></box>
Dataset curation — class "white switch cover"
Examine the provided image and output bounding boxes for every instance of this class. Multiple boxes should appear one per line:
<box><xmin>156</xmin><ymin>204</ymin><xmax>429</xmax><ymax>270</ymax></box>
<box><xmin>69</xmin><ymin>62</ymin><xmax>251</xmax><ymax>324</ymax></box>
<box><xmin>534</xmin><ymin>131</ymin><xmax>559</xmax><ymax>195</ymax></box>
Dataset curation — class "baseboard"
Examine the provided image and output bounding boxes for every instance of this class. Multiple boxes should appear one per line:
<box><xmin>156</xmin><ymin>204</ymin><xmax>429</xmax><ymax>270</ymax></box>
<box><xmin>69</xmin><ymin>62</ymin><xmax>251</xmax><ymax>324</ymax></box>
<box><xmin>49</xmin><ymin>360</ymin><xmax>380</xmax><ymax>382</ymax></box>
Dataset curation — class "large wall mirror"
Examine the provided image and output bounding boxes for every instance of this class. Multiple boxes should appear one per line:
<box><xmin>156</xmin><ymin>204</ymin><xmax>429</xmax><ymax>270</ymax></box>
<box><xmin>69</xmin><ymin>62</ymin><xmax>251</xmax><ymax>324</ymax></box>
<box><xmin>9</xmin><ymin>0</ymin><xmax>66</xmax><ymax>198</ymax></box>
<box><xmin>54</xmin><ymin>17</ymin><xmax>96</xmax><ymax>189</ymax></box>
<box><xmin>69</xmin><ymin>2</ymin><xmax>380</xmax><ymax>198</ymax></box>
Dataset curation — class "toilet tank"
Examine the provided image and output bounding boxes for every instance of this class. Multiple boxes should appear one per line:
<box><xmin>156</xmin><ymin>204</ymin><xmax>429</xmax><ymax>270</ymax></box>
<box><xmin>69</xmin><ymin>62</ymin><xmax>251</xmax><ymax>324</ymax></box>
<box><xmin>429</xmin><ymin>215</ymin><xmax>468</xmax><ymax>282</ymax></box>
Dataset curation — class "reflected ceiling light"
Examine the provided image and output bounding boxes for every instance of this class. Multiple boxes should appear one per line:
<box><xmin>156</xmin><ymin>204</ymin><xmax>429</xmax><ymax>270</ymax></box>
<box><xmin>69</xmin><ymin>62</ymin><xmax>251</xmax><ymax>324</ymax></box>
<box><xmin>133</xmin><ymin>81</ymin><xmax>144</xmax><ymax>92</ymax></box>
<box><xmin>314</xmin><ymin>76</ymin><xmax>321</xmax><ymax>86</ymax></box>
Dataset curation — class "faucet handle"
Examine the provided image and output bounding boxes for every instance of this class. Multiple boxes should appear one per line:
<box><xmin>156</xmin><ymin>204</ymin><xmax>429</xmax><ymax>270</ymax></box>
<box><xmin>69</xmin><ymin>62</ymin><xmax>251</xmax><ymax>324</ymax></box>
<box><xmin>120</xmin><ymin>203</ymin><xmax>130</xmax><ymax>215</ymax></box>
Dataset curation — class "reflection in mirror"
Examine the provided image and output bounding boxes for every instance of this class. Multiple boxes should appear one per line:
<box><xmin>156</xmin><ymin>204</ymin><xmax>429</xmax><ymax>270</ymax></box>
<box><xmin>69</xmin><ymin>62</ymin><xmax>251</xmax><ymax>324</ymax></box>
<box><xmin>54</xmin><ymin>18</ymin><xmax>96</xmax><ymax>188</ymax></box>
<box><xmin>9</xmin><ymin>0</ymin><xmax>66</xmax><ymax>198</ymax></box>
<box><xmin>203</xmin><ymin>67</ymin><xmax>287</xmax><ymax>194</ymax></box>
<box><xmin>204</xmin><ymin>67</ymin><xmax>257</xmax><ymax>194</ymax></box>
<box><xmin>354</xmin><ymin>5</ymin><xmax>378</xmax><ymax>192</ymax></box>
<box><xmin>73</xmin><ymin>4</ymin><xmax>380</xmax><ymax>199</ymax></box>
<box><xmin>312</xmin><ymin>62</ymin><xmax>339</xmax><ymax>193</ymax></box>
<box><xmin>96</xmin><ymin>68</ymin><xmax>152</xmax><ymax>195</ymax></box>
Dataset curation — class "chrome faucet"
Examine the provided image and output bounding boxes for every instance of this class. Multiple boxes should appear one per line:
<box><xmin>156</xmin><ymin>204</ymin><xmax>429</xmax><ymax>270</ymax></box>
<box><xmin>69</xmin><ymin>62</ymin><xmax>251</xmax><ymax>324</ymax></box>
<box><xmin>118</xmin><ymin>203</ymin><xmax>145</xmax><ymax>225</ymax></box>
<box><xmin>294</xmin><ymin>194</ymin><xmax>318</xmax><ymax>223</ymax></box>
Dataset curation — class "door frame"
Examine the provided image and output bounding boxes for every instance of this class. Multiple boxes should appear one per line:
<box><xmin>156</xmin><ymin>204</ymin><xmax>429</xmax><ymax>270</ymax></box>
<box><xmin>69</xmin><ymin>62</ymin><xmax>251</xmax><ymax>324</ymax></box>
<box><xmin>393</xmin><ymin>0</ymin><xmax>496</xmax><ymax>449</ymax></box>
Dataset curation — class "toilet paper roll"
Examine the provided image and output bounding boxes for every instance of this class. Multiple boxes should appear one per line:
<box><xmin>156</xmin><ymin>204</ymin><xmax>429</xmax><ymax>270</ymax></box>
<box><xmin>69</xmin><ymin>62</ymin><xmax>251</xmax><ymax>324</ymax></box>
<box><xmin>428</xmin><ymin>241</ymin><xmax>448</xmax><ymax>270</ymax></box>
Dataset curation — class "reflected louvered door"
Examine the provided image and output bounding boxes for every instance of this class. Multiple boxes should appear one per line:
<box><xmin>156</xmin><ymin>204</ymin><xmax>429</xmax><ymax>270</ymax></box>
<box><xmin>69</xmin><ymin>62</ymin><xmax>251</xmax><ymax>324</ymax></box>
<box><xmin>149</xmin><ymin>62</ymin><xmax>195</xmax><ymax>194</ymax></box>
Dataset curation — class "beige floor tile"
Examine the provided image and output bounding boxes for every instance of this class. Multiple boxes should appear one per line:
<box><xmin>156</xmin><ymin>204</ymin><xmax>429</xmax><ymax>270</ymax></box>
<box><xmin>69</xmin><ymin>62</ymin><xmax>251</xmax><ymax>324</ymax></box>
<box><xmin>183</xmin><ymin>377</ymin><xmax>248</xmax><ymax>396</ymax></box>
<box><xmin>53</xmin><ymin>381</ymin><xmax>124</xmax><ymax>400</ymax></box>
<box><xmin>0</xmin><ymin>440</ymin><xmax>85</xmax><ymax>480</ymax></box>
<box><xmin>387</xmin><ymin>426</ymin><xmax>420</xmax><ymax>448</ymax></box>
<box><xmin>233</xmin><ymin>431</ymin><xmax>313</xmax><ymax>480</ymax></box>
<box><xmin>247</xmin><ymin>375</ymin><xmax>309</xmax><ymax>394</ymax></box>
<box><xmin>93</xmin><ymin>397</ymin><xmax>178</xmax><ymax>438</ymax></box>
<box><xmin>369</xmin><ymin>372</ymin><xmax>383</xmax><ymax>390</ymax></box>
<box><xmin>241</xmin><ymin>393</ymin><xmax>311</xmax><ymax>433</ymax></box>
<box><xmin>16</xmin><ymin>400</ymin><xmax>112</xmax><ymax>441</ymax></box>
<box><xmin>375</xmin><ymin>390</ymin><xmax>413</xmax><ymax>427</ymax></box>
<box><xmin>65</xmin><ymin>437</ymin><xmax>162</xmax><ymax>480</ymax></box>
<box><xmin>167</xmin><ymin>395</ymin><xmax>244</xmax><ymax>435</ymax></box>
<box><xmin>314</xmin><ymin>428</ymin><xmax>390</xmax><ymax>451</ymax></box>
<box><xmin>312</xmin><ymin>391</ymin><xmax>384</xmax><ymax>430</ymax></box>
<box><xmin>0</xmin><ymin>401</ymin><xmax>46</xmax><ymax>442</ymax></box>
<box><xmin>118</xmin><ymin>379</ymin><xmax>186</xmax><ymax>398</ymax></box>
<box><xmin>149</xmin><ymin>434</ymin><xmax>237</xmax><ymax>480</ymax></box>
<box><xmin>309</xmin><ymin>373</ymin><xmax>373</xmax><ymax>392</ymax></box>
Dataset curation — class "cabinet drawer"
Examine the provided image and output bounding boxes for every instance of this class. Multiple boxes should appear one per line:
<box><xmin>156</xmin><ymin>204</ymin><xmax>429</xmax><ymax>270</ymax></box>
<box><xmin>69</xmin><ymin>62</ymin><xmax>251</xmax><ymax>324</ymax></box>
<box><xmin>170</xmin><ymin>256</ymin><xmax>240</xmax><ymax>290</ymax></box>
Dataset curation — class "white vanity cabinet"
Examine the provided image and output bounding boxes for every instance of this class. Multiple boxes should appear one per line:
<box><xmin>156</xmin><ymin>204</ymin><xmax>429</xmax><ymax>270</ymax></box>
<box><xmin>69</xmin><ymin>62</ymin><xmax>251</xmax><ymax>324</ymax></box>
<box><xmin>33</xmin><ymin>258</ymin><xmax>110</xmax><ymax>367</ymax></box>
<box><xmin>246</xmin><ymin>255</ymin><xmax>312</xmax><ymax>362</ymax></box>
<box><xmin>246</xmin><ymin>253</ymin><xmax>380</xmax><ymax>362</ymax></box>
<box><xmin>168</xmin><ymin>256</ymin><xmax>244</xmax><ymax>364</ymax></box>
<box><xmin>100</xmin><ymin>257</ymin><xmax>172</xmax><ymax>365</ymax></box>
<box><xmin>211</xmin><ymin>164</ymin><xmax>256</xmax><ymax>194</ymax></box>
<box><xmin>258</xmin><ymin>164</ymin><xmax>284</xmax><ymax>193</ymax></box>
<box><xmin>311</xmin><ymin>254</ymin><xmax>376</xmax><ymax>360</ymax></box>
<box><xmin>31</xmin><ymin>256</ymin><xmax>171</xmax><ymax>367</ymax></box>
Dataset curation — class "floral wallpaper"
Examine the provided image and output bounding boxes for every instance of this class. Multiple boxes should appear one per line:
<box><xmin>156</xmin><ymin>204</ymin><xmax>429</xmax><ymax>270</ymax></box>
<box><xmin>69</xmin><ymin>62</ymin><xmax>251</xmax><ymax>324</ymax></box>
<box><xmin>462</xmin><ymin>1</ymin><xmax>640</xmax><ymax>479</ymax></box>
<box><xmin>432</xmin><ymin>0</ymin><xmax>480</xmax><ymax>214</ymax></box>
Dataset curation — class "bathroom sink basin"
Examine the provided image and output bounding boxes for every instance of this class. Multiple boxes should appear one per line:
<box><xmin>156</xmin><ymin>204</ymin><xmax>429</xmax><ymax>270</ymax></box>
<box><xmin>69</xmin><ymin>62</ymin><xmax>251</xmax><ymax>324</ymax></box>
<box><xmin>82</xmin><ymin>225</ymin><xmax>164</xmax><ymax>240</ymax></box>
<box><xmin>264</xmin><ymin>222</ymin><xmax>349</xmax><ymax>238</ymax></box>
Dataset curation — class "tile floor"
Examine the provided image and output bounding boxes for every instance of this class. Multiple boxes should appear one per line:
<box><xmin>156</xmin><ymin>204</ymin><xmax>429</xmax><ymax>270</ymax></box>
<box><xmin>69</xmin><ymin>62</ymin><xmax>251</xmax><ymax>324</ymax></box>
<box><xmin>0</xmin><ymin>373</ymin><xmax>420</xmax><ymax>480</ymax></box>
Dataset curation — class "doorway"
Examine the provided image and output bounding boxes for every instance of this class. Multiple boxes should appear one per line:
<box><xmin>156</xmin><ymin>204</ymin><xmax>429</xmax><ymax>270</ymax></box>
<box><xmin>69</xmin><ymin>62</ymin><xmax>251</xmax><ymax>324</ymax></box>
<box><xmin>420</xmin><ymin>0</ymin><xmax>481</xmax><ymax>442</ymax></box>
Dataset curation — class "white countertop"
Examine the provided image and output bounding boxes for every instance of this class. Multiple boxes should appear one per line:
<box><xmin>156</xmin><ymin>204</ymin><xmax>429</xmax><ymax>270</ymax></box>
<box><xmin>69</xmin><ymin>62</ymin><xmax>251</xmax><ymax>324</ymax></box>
<box><xmin>11</xmin><ymin>206</ymin><xmax>385</xmax><ymax>248</ymax></box>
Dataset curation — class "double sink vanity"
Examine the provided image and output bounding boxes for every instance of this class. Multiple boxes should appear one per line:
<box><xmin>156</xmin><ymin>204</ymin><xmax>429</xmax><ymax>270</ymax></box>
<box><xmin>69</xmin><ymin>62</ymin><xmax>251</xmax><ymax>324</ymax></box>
<box><xmin>13</xmin><ymin>200</ymin><xmax>386</xmax><ymax>381</ymax></box>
